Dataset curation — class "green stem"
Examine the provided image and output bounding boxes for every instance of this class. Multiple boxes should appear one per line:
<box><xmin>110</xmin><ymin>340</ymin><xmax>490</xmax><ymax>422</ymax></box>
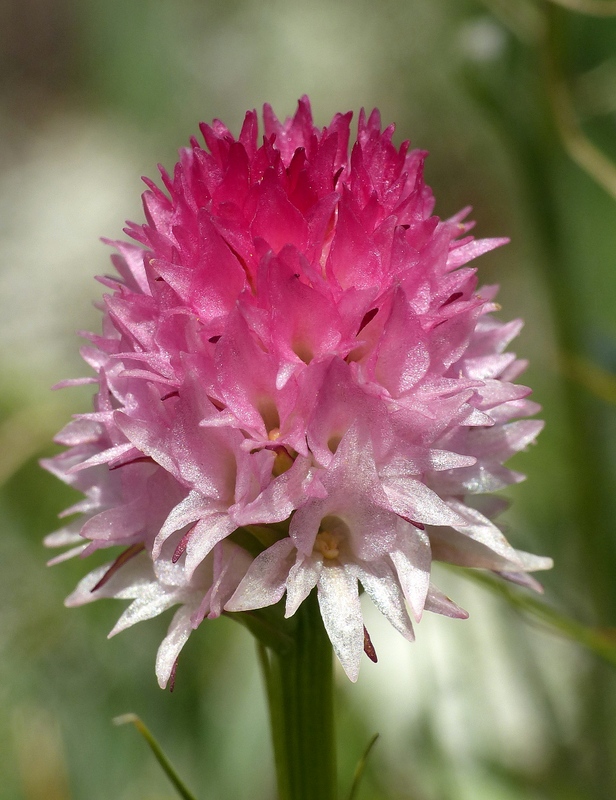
<box><xmin>258</xmin><ymin>590</ymin><xmax>337</xmax><ymax>800</ymax></box>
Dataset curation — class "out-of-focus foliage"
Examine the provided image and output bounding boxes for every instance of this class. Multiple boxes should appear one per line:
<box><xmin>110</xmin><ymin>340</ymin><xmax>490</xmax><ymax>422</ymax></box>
<box><xmin>1</xmin><ymin>1</ymin><xmax>615</xmax><ymax>798</ymax></box>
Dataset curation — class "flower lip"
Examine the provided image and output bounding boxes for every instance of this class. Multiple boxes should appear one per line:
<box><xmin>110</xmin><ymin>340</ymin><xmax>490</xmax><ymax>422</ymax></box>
<box><xmin>257</xmin><ymin>397</ymin><xmax>281</xmax><ymax>435</ymax></box>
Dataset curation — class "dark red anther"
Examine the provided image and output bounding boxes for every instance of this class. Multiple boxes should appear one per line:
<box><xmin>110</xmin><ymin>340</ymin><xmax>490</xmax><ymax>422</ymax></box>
<box><xmin>208</xmin><ymin>335</ymin><xmax>221</xmax><ymax>344</ymax></box>
<box><xmin>169</xmin><ymin>657</ymin><xmax>179</xmax><ymax>693</ymax></box>
<box><xmin>91</xmin><ymin>543</ymin><xmax>145</xmax><ymax>592</ymax></box>
<box><xmin>109</xmin><ymin>456</ymin><xmax>156</xmax><ymax>471</ymax></box>
<box><xmin>363</xmin><ymin>626</ymin><xmax>378</xmax><ymax>663</ymax></box>
<box><xmin>399</xmin><ymin>515</ymin><xmax>425</xmax><ymax>530</ymax></box>
<box><xmin>172</xmin><ymin>524</ymin><xmax>197</xmax><ymax>563</ymax></box>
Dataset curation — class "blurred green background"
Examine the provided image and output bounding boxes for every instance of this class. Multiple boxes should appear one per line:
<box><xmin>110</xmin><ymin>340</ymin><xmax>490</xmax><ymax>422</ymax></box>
<box><xmin>1</xmin><ymin>0</ymin><xmax>616</xmax><ymax>798</ymax></box>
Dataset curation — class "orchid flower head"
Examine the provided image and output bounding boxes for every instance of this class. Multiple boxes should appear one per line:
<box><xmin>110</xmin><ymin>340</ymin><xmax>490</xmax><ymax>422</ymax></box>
<box><xmin>44</xmin><ymin>97</ymin><xmax>551</xmax><ymax>685</ymax></box>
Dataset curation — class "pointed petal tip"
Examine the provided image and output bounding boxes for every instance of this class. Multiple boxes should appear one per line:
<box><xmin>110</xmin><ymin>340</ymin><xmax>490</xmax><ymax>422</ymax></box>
<box><xmin>343</xmin><ymin>663</ymin><xmax>360</xmax><ymax>683</ymax></box>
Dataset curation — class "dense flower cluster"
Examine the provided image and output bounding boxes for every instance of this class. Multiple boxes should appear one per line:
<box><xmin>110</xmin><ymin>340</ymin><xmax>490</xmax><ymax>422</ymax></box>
<box><xmin>44</xmin><ymin>98</ymin><xmax>551</xmax><ymax>685</ymax></box>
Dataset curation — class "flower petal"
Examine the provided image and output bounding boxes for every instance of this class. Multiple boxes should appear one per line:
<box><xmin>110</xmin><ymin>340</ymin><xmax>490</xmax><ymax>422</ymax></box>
<box><xmin>156</xmin><ymin>605</ymin><xmax>196</xmax><ymax>689</ymax></box>
<box><xmin>317</xmin><ymin>565</ymin><xmax>363</xmax><ymax>682</ymax></box>
<box><xmin>225</xmin><ymin>537</ymin><xmax>295</xmax><ymax>611</ymax></box>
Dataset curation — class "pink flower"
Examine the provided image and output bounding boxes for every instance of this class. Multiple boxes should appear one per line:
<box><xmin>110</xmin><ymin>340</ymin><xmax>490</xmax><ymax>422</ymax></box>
<box><xmin>44</xmin><ymin>97</ymin><xmax>551</xmax><ymax>685</ymax></box>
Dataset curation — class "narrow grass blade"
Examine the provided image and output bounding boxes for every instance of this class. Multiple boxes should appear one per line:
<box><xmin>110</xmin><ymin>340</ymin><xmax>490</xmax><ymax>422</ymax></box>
<box><xmin>461</xmin><ymin>569</ymin><xmax>616</xmax><ymax>668</ymax></box>
<box><xmin>113</xmin><ymin>713</ymin><xmax>198</xmax><ymax>800</ymax></box>
<box><xmin>347</xmin><ymin>733</ymin><xmax>379</xmax><ymax>800</ymax></box>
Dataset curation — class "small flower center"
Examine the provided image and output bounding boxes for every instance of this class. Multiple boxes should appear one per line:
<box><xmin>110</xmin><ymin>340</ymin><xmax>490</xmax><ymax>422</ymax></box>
<box><xmin>257</xmin><ymin>398</ymin><xmax>280</xmax><ymax>436</ymax></box>
<box><xmin>314</xmin><ymin>530</ymin><xmax>341</xmax><ymax>560</ymax></box>
<box><xmin>272</xmin><ymin>446</ymin><xmax>295</xmax><ymax>477</ymax></box>
<box><xmin>268</xmin><ymin>430</ymin><xmax>297</xmax><ymax>477</ymax></box>
<box><xmin>292</xmin><ymin>340</ymin><xmax>314</xmax><ymax>365</ymax></box>
<box><xmin>327</xmin><ymin>434</ymin><xmax>342</xmax><ymax>454</ymax></box>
